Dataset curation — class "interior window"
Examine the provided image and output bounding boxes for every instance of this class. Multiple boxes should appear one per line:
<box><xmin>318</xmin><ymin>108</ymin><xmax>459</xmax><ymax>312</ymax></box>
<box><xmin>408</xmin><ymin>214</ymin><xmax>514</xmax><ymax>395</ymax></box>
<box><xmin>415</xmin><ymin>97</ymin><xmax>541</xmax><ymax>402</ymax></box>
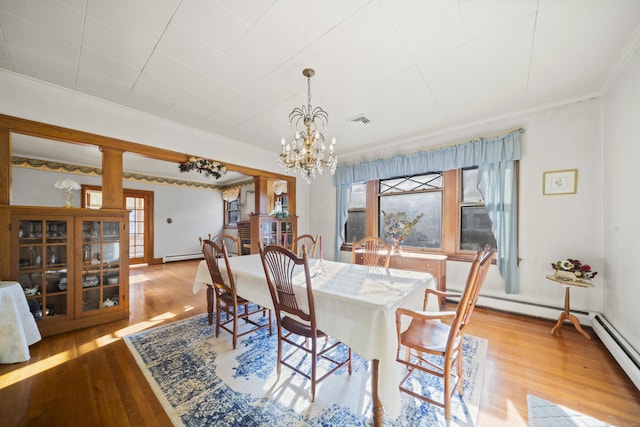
<box><xmin>224</xmin><ymin>199</ymin><xmax>241</xmax><ymax>227</ymax></box>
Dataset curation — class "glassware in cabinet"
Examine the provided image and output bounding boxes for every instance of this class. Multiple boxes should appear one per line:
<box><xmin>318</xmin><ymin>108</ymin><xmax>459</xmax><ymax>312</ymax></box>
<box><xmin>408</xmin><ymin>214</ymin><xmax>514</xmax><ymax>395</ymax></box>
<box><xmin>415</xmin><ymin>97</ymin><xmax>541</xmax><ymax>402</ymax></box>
<box><xmin>16</xmin><ymin>218</ymin><xmax>69</xmax><ymax>322</ymax></box>
<box><xmin>80</xmin><ymin>219</ymin><xmax>122</xmax><ymax>313</ymax></box>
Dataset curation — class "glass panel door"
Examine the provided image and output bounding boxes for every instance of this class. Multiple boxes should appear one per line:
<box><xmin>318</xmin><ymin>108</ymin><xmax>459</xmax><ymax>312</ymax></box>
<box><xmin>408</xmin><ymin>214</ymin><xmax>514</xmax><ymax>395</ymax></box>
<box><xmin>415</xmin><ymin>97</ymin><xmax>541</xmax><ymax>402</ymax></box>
<box><xmin>17</xmin><ymin>218</ymin><xmax>69</xmax><ymax>321</ymax></box>
<box><xmin>126</xmin><ymin>195</ymin><xmax>147</xmax><ymax>264</ymax></box>
<box><xmin>81</xmin><ymin>220</ymin><xmax>121</xmax><ymax>313</ymax></box>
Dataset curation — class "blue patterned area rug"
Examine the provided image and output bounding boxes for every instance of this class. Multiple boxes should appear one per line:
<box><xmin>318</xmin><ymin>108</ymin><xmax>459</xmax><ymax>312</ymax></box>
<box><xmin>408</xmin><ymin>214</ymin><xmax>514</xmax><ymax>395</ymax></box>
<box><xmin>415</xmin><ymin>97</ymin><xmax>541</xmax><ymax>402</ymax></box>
<box><xmin>124</xmin><ymin>313</ymin><xmax>487</xmax><ymax>426</ymax></box>
<box><xmin>527</xmin><ymin>395</ymin><xmax>612</xmax><ymax>426</ymax></box>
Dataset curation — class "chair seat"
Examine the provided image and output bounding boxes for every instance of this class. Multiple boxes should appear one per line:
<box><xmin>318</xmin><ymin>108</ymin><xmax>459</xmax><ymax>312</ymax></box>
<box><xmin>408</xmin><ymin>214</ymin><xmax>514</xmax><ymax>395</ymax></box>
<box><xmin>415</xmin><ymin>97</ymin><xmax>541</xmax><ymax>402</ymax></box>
<box><xmin>219</xmin><ymin>291</ymin><xmax>249</xmax><ymax>306</ymax></box>
<box><xmin>401</xmin><ymin>319</ymin><xmax>454</xmax><ymax>353</ymax></box>
<box><xmin>282</xmin><ymin>316</ymin><xmax>327</xmax><ymax>338</ymax></box>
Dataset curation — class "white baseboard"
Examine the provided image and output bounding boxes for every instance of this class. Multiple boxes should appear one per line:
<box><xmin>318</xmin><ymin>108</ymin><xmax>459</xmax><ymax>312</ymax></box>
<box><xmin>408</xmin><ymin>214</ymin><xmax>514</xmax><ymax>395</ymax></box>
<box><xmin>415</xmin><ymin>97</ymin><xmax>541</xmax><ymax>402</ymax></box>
<box><xmin>472</xmin><ymin>294</ymin><xmax>592</xmax><ymax>325</ymax></box>
<box><xmin>592</xmin><ymin>313</ymin><xmax>640</xmax><ymax>390</ymax></box>
<box><xmin>162</xmin><ymin>253</ymin><xmax>203</xmax><ymax>263</ymax></box>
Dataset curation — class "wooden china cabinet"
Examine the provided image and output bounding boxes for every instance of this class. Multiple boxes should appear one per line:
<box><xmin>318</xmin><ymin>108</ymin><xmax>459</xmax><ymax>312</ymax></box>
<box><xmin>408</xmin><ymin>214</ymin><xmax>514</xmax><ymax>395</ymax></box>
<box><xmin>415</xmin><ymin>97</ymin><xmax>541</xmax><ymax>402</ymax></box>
<box><xmin>5</xmin><ymin>206</ymin><xmax>129</xmax><ymax>337</ymax></box>
<box><xmin>247</xmin><ymin>176</ymin><xmax>297</xmax><ymax>254</ymax></box>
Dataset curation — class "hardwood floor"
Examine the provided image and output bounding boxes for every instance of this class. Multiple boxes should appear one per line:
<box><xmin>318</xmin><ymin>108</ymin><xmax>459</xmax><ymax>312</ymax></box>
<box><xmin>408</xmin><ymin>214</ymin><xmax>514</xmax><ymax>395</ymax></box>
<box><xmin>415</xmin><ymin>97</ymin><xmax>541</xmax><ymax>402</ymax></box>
<box><xmin>1</xmin><ymin>260</ymin><xmax>639</xmax><ymax>426</ymax></box>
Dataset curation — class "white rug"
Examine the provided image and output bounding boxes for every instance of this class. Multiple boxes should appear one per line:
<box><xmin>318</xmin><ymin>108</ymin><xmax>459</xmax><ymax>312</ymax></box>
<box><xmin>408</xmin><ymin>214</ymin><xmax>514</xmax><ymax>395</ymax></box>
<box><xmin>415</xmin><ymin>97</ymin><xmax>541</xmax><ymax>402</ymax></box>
<box><xmin>124</xmin><ymin>313</ymin><xmax>488</xmax><ymax>426</ymax></box>
<box><xmin>527</xmin><ymin>395</ymin><xmax>613</xmax><ymax>426</ymax></box>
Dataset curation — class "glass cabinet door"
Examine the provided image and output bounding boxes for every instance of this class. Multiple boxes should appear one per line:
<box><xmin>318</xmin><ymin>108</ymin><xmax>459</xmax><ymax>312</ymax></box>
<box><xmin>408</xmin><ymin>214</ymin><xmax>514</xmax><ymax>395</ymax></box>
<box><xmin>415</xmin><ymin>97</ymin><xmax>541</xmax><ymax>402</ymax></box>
<box><xmin>280</xmin><ymin>220</ymin><xmax>293</xmax><ymax>247</ymax></box>
<box><xmin>80</xmin><ymin>220</ymin><xmax>121</xmax><ymax>314</ymax></box>
<box><xmin>17</xmin><ymin>218</ymin><xmax>69</xmax><ymax>322</ymax></box>
<box><xmin>260</xmin><ymin>218</ymin><xmax>295</xmax><ymax>248</ymax></box>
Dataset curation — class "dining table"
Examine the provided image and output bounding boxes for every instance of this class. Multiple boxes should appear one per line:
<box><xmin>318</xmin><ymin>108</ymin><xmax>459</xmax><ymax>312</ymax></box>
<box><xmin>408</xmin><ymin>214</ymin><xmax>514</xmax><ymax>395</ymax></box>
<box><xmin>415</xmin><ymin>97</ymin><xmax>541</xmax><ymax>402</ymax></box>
<box><xmin>193</xmin><ymin>254</ymin><xmax>436</xmax><ymax>425</ymax></box>
<box><xmin>0</xmin><ymin>281</ymin><xmax>42</xmax><ymax>364</ymax></box>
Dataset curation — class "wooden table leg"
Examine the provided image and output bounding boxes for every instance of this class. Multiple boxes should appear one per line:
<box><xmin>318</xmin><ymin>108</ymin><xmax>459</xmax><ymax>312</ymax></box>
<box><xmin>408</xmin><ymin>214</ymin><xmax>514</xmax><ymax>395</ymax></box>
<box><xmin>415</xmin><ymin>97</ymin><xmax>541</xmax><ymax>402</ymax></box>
<box><xmin>550</xmin><ymin>287</ymin><xmax>591</xmax><ymax>340</ymax></box>
<box><xmin>206</xmin><ymin>284</ymin><xmax>214</xmax><ymax>325</ymax></box>
<box><xmin>372</xmin><ymin>359</ymin><xmax>383</xmax><ymax>427</ymax></box>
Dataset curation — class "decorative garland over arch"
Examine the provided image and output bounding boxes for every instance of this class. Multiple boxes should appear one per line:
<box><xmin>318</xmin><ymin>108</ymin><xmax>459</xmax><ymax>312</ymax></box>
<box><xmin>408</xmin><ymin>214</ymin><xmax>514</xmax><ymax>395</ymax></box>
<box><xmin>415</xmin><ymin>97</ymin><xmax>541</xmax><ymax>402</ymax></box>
<box><xmin>12</xmin><ymin>156</ymin><xmax>222</xmax><ymax>190</ymax></box>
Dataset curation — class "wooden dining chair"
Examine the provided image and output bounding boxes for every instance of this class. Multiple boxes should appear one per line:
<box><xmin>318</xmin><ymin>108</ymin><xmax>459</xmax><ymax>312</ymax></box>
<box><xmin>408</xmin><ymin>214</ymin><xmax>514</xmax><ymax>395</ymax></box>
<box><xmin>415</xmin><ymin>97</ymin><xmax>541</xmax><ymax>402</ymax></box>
<box><xmin>198</xmin><ymin>234</ymin><xmax>212</xmax><ymax>248</ymax></box>
<box><xmin>351</xmin><ymin>236</ymin><xmax>391</xmax><ymax>268</ymax></box>
<box><xmin>395</xmin><ymin>245</ymin><xmax>495</xmax><ymax>419</ymax></box>
<box><xmin>201</xmin><ymin>239</ymin><xmax>272</xmax><ymax>349</ymax></box>
<box><xmin>211</xmin><ymin>233</ymin><xmax>240</xmax><ymax>256</ymax></box>
<box><xmin>291</xmin><ymin>234</ymin><xmax>321</xmax><ymax>258</ymax></box>
<box><xmin>259</xmin><ymin>243</ymin><xmax>352</xmax><ymax>402</ymax></box>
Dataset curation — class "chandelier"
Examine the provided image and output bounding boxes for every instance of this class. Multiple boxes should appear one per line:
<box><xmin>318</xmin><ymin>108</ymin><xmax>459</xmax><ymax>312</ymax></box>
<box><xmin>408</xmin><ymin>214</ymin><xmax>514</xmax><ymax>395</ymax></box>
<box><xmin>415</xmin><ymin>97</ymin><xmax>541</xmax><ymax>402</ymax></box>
<box><xmin>279</xmin><ymin>68</ymin><xmax>337</xmax><ymax>183</ymax></box>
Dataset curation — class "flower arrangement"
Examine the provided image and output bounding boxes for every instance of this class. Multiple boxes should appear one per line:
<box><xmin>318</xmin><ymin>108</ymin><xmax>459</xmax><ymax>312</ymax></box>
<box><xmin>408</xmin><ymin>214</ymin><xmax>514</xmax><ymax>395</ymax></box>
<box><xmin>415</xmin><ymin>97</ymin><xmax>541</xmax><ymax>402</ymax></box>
<box><xmin>551</xmin><ymin>258</ymin><xmax>597</xmax><ymax>280</ymax></box>
<box><xmin>179</xmin><ymin>157</ymin><xmax>227</xmax><ymax>179</ymax></box>
<box><xmin>270</xmin><ymin>210</ymin><xmax>290</xmax><ymax>220</ymax></box>
<box><xmin>382</xmin><ymin>211</ymin><xmax>424</xmax><ymax>243</ymax></box>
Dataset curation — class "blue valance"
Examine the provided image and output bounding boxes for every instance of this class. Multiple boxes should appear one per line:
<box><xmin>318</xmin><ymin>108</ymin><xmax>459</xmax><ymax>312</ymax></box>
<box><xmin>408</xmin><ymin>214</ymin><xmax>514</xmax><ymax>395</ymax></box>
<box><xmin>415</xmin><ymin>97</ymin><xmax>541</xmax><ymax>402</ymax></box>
<box><xmin>333</xmin><ymin>130</ymin><xmax>522</xmax><ymax>185</ymax></box>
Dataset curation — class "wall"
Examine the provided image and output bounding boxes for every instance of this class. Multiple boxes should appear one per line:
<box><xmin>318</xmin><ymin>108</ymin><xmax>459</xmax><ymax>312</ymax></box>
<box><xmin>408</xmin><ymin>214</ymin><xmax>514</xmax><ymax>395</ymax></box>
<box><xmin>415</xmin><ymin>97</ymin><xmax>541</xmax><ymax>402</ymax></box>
<box><xmin>602</xmin><ymin>45</ymin><xmax>640</xmax><ymax>352</ymax></box>
<box><xmin>0</xmin><ymin>70</ymin><xmax>279</xmax><ymax>178</ymax></box>
<box><xmin>12</xmin><ymin>167</ymin><xmax>224</xmax><ymax>260</ymax></box>
<box><xmin>325</xmin><ymin>98</ymin><xmax>604</xmax><ymax>319</ymax></box>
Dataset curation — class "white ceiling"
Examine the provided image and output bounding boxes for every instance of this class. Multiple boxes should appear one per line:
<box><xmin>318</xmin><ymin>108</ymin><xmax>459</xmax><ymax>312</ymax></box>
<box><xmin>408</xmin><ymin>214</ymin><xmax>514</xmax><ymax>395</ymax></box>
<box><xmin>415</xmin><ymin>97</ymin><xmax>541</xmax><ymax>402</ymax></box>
<box><xmin>1</xmin><ymin>0</ymin><xmax>640</xmax><ymax>183</ymax></box>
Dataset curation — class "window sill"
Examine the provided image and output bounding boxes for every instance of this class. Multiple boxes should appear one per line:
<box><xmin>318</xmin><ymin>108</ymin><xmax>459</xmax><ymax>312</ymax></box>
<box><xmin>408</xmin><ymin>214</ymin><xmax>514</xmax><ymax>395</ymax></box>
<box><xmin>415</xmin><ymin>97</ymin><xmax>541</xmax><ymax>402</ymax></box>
<box><xmin>340</xmin><ymin>243</ymin><xmax>493</xmax><ymax>263</ymax></box>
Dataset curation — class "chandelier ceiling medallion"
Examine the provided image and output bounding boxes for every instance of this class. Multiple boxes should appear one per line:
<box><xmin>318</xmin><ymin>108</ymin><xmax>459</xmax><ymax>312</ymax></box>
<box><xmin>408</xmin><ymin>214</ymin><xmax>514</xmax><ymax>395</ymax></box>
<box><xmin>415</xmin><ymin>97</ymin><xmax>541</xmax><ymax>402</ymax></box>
<box><xmin>279</xmin><ymin>68</ymin><xmax>337</xmax><ymax>183</ymax></box>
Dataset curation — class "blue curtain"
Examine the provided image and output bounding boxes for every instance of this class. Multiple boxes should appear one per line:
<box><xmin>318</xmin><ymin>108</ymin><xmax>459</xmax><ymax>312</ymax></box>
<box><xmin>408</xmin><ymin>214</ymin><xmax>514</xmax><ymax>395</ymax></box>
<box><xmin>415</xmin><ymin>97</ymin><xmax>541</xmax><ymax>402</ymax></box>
<box><xmin>333</xmin><ymin>130</ymin><xmax>522</xmax><ymax>292</ymax></box>
<box><xmin>477</xmin><ymin>158</ymin><xmax>519</xmax><ymax>293</ymax></box>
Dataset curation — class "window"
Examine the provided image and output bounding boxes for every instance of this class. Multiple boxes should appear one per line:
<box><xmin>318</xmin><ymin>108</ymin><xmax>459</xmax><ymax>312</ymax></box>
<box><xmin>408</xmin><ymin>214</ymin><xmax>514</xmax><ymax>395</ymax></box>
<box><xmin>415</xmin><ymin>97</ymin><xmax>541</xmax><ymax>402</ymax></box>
<box><xmin>224</xmin><ymin>199</ymin><xmax>241</xmax><ymax>227</ymax></box>
<box><xmin>460</xmin><ymin>168</ymin><xmax>496</xmax><ymax>251</ymax></box>
<box><xmin>378</xmin><ymin>173</ymin><xmax>442</xmax><ymax>249</ymax></box>
<box><xmin>343</xmin><ymin>165</ymin><xmax>509</xmax><ymax>259</ymax></box>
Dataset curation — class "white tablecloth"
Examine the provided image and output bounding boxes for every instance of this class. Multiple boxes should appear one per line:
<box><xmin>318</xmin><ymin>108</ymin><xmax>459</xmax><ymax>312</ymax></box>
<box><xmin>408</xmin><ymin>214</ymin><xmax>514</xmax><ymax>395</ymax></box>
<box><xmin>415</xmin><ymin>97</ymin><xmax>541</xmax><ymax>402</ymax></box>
<box><xmin>0</xmin><ymin>281</ymin><xmax>42</xmax><ymax>363</ymax></box>
<box><xmin>193</xmin><ymin>255</ymin><xmax>436</xmax><ymax>418</ymax></box>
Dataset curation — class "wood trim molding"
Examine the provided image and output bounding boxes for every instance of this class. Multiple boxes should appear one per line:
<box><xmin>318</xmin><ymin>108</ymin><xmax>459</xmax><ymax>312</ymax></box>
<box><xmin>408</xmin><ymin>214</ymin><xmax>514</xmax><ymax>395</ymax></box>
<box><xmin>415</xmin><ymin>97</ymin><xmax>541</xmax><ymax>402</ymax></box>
<box><xmin>0</xmin><ymin>126</ymin><xmax>11</xmax><ymax>205</ymax></box>
<box><xmin>0</xmin><ymin>114</ymin><xmax>296</xmax><ymax>181</ymax></box>
<box><xmin>101</xmin><ymin>147</ymin><xmax>123</xmax><ymax>209</ymax></box>
<box><xmin>0</xmin><ymin>114</ymin><xmax>188</xmax><ymax>163</ymax></box>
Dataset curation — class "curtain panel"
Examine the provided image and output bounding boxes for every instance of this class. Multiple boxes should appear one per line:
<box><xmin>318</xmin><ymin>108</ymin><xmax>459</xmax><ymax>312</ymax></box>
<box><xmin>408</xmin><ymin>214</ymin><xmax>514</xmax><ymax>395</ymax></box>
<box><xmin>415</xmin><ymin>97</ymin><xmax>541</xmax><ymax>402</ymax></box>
<box><xmin>333</xmin><ymin>130</ymin><xmax>522</xmax><ymax>293</ymax></box>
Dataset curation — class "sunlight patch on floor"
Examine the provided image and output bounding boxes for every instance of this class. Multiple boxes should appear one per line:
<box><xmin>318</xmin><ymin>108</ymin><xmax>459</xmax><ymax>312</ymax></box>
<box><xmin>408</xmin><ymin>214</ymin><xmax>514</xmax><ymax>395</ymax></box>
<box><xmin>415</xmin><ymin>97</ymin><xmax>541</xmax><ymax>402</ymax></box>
<box><xmin>0</xmin><ymin>350</ymin><xmax>72</xmax><ymax>389</ymax></box>
<box><xmin>114</xmin><ymin>312</ymin><xmax>178</xmax><ymax>338</ymax></box>
<box><xmin>478</xmin><ymin>398</ymin><xmax>527</xmax><ymax>426</ymax></box>
<box><xmin>129</xmin><ymin>274</ymin><xmax>151</xmax><ymax>284</ymax></box>
<box><xmin>0</xmin><ymin>312</ymin><xmax>180</xmax><ymax>390</ymax></box>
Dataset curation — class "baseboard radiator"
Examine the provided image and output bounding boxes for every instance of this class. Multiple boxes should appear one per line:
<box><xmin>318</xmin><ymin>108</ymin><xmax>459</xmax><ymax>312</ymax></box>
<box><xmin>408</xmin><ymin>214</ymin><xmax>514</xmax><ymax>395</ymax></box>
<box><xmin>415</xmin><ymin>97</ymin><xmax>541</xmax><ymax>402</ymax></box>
<box><xmin>162</xmin><ymin>253</ymin><xmax>203</xmax><ymax>263</ymax></box>
<box><xmin>592</xmin><ymin>313</ymin><xmax>640</xmax><ymax>390</ymax></box>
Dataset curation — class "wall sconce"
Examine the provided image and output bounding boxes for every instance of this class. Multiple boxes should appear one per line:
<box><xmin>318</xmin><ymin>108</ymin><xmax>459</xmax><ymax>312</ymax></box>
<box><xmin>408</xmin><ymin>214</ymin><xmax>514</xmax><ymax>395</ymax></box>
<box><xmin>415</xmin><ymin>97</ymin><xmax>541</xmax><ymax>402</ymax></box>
<box><xmin>54</xmin><ymin>177</ymin><xmax>81</xmax><ymax>208</ymax></box>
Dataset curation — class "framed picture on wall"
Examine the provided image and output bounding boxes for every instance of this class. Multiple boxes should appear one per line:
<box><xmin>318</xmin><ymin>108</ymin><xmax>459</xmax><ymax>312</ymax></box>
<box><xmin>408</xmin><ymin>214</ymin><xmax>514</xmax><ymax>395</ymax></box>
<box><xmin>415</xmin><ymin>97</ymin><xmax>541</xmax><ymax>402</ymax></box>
<box><xmin>543</xmin><ymin>169</ymin><xmax>577</xmax><ymax>195</ymax></box>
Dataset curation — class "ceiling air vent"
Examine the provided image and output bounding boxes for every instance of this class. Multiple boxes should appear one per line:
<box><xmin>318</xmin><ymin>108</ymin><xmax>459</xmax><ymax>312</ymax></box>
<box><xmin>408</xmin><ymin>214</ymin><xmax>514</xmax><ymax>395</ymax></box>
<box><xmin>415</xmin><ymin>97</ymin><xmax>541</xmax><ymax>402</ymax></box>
<box><xmin>347</xmin><ymin>114</ymin><xmax>372</xmax><ymax>125</ymax></box>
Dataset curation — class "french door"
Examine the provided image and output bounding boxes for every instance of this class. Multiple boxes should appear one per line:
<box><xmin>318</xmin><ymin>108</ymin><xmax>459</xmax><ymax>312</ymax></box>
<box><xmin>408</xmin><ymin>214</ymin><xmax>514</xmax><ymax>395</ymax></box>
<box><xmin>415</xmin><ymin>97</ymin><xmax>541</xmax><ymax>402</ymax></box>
<box><xmin>125</xmin><ymin>190</ymin><xmax>151</xmax><ymax>264</ymax></box>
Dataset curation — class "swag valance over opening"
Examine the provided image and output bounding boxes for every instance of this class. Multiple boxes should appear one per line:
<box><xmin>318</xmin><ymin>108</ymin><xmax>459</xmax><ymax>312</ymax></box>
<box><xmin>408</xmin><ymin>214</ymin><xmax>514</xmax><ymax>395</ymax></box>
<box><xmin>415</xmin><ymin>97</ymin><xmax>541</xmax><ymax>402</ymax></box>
<box><xmin>333</xmin><ymin>128</ymin><xmax>523</xmax><ymax>294</ymax></box>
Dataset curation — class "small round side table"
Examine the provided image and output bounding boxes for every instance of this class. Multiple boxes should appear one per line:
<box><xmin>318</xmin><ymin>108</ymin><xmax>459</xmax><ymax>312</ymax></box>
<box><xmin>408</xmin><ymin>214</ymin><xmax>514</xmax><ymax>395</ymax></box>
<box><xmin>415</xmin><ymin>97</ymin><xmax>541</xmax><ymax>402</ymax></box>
<box><xmin>545</xmin><ymin>274</ymin><xmax>592</xmax><ymax>340</ymax></box>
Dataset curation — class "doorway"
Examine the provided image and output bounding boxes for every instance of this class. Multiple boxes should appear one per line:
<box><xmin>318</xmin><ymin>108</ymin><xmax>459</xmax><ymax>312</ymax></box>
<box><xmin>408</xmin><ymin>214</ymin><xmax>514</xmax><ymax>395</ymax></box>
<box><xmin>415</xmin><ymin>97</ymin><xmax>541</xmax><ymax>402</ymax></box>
<box><xmin>82</xmin><ymin>186</ymin><xmax>154</xmax><ymax>264</ymax></box>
